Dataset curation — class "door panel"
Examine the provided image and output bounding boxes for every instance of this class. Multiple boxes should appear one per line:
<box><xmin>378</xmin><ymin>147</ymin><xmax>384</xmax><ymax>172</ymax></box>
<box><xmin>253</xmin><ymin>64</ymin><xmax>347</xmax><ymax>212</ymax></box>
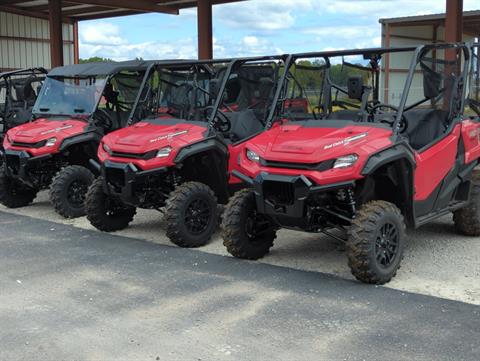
<box><xmin>414</xmin><ymin>124</ymin><xmax>461</xmax><ymax>201</ymax></box>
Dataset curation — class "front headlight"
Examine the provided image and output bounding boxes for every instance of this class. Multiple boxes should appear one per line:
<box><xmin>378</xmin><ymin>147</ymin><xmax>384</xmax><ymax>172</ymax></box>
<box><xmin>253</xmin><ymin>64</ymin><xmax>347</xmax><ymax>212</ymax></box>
<box><xmin>102</xmin><ymin>142</ymin><xmax>111</xmax><ymax>154</ymax></box>
<box><xmin>45</xmin><ymin>137</ymin><xmax>57</xmax><ymax>147</ymax></box>
<box><xmin>246</xmin><ymin>149</ymin><xmax>260</xmax><ymax>163</ymax></box>
<box><xmin>333</xmin><ymin>154</ymin><xmax>358</xmax><ymax>169</ymax></box>
<box><xmin>156</xmin><ymin>146</ymin><xmax>172</xmax><ymax>158</ymax></box>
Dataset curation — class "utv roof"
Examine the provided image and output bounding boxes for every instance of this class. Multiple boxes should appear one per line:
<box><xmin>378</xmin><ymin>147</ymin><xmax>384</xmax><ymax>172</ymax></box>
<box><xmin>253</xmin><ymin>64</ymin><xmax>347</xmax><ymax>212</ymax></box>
<box><xmin>0</xmin><ymin>67</ymin><xmax>48</xmax><ymax>78</ymax></box>
<box><xmin>292</xmin><ymin>44</ymin><xmax>467</xmax><ymax>60</ymax></box>
<box><xmin>48</xmin><ymin>60</ymin><xmax>157</xmax><ymax>78</ymax></box>
<box><xmin>292</xmin><ymin>46</ymin><xmax>420</xmax><ymax>60</ymax></box>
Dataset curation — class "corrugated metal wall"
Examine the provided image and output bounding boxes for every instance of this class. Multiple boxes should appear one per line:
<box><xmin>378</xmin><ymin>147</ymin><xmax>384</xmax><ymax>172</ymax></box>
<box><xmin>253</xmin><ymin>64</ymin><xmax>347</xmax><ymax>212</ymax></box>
<box><xmin>0</xmin><ymin>11</ymin><xmax>75</xmax><ymax>71</ymax></box>
<box><xmin>380</xmin><ymin>23</ymin><xmax>475</xmax><ymax>105</ymax></box>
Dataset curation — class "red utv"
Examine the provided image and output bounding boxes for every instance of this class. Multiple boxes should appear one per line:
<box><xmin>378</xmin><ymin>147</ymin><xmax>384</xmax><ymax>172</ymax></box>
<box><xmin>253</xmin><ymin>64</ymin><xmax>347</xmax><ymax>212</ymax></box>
<box><xmin>221</xmin><ymin>43</ymin><xmax>479</xmax><ymax>284</ymax></box>
<box><xmin>0</xmin><ymin>68</ymin><xmax>47</xmax><ymax>158</ymax></box>
<box><xmin>85</xmin><ymin>56</ymin><xmax>297</xmax><ymax>247</ymax></box>
<box><xmin>1</xmin><ymin>61</ymin><xmax>150</xmax><ymax>217</ymax></box>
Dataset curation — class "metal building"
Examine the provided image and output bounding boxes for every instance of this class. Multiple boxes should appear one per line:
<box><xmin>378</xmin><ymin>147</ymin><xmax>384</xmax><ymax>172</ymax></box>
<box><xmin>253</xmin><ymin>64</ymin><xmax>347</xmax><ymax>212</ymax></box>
<box><xmin>0</xmin><ymin>11</ymin><xmax>77</xmax><ymax>71</ymax></box>
<box><xmin>0</xmin><ymin>0</ymin><xmax>244</xmax><ymax>71</ymax></box>
<box><xmin>379</xmin><ymin>10</ymin><xmax>480</xmax><ymax>104</ymax></box>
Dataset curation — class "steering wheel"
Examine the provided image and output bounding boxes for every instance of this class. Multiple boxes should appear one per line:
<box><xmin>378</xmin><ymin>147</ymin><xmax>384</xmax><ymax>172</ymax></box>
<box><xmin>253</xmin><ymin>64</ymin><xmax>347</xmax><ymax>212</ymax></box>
<box><xmin>369</xmin><ymin>103</ymin><xmax>398</xmax><ymax>114</ymax></box>
<box><xmin>204</xmin><ymin>106</ymin><xmax>231</xmax><ymax>133</ymax></box>
<box><xmin>93</xmin><ymin>108</ymin><xmax>113</xmax><ymax>130</ymax></box>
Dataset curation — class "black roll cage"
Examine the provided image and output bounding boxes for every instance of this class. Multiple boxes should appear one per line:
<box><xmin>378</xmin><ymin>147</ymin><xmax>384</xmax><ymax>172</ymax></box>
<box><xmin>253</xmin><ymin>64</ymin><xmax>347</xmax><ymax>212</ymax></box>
<box><xmin>467</xmin><ymin>42</ymin><xmax>480</xmax><ymax>115</ymax></box>
<box><xmin>262</xmin><ymin>44</ymin><xmax>470</xmax><ymax>133</ymax></box>
<box><xmin>1</xmin><ymin>67</ymin><xmax>48</xmax><ymax>114</ymax></box>
<box><xmin>127</xmin><ymin>60</ymin><xmax>221</xmax><ymax>126</ymax></box>
<box><xmin>393</xmin><ymin>43</ymin><xmax>470</xmax><ymax>133</ymax></box>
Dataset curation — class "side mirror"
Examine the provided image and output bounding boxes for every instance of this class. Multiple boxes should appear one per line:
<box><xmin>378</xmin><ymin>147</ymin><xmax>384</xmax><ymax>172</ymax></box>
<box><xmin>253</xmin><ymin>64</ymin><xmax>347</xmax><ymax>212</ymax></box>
<box><xmin>347</xmin><ymin>75</ymin><xmax>363</xmax><ymax>100</ymax></box>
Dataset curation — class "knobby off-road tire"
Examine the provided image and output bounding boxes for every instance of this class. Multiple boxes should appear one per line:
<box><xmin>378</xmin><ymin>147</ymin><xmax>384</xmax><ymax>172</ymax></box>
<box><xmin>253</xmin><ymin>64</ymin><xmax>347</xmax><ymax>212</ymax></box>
<box><xmin>453</xmin><ymin>170</ymin><xmax>480</xmax><ymax>236</ymax></box>
<box><xmin>346</xmin><ymin>200</ymin><xmax>406</xmax><ymax>285</ymax></box>
<box><xmin>85</xmin><ymin>177</ymin><xmax>136</xmax><ymax>232</ymax></box>
<box><xmin>165</xmin><ymin>182</ymin><xmax>218</xmax><ymax>248</ymax></box>
<box><xmin>221</xmin><ymin>189</ymin><xmax>276</xmax><ymax>260</ymax></box>
<box><xmin>0</xmin><ymin>165</ymin><xmax>37</xmax><ymax>208</ymax></box>
<box><xmin>49</xmin><ymin>165</ymin><xmax>95</xmax><ymax>218</ymax></box>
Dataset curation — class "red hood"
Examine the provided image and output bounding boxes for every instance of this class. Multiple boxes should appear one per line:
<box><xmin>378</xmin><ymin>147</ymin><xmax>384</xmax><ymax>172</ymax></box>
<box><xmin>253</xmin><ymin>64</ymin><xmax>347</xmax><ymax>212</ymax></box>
<box><xmin>247</xmin><ymin>122</ymin><xmax>393</xmax><ymax>163</ymax></box>
<box><xmin>4</xmin><ymin>118</ymin><xmax>88</xmax><ymax>156</ymax></box>
<box><xmin>6</xmin><ymin>118</ymin><xmax>87</xmax><ymax>143</ymax></box>
<box><xmin>103</xmin><ymin>121</ymin><xmax>208</xmax><ymax>155</ymax></box>
<box><xmin>99</xmin><ymin>120</ymin><xmax>209</xmax><ymax>170</ymax></box>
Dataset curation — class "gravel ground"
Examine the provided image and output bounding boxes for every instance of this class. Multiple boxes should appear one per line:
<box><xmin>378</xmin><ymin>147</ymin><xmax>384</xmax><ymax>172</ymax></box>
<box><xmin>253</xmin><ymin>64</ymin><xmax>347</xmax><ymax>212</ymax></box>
<box><xmin>2</xmin><ymin>191</ymin><xmax>480</xmax><ymax>305</ymax></box>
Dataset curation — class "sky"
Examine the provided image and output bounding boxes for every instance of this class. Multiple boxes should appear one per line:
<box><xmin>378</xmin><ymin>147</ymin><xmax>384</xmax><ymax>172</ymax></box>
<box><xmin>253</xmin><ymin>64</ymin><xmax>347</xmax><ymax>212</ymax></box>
<box><xmin>78</xmin><ymin>0</ymin><xmax>480</xmax><ymax>61</ymax></box>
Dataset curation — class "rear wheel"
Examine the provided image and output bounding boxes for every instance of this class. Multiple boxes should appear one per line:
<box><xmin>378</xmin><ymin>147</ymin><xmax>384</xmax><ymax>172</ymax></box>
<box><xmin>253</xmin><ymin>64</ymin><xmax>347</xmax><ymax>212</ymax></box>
<box><xmin>222</xmin><ymin>189</ymin><xmax>276</xmax><ymax>259</ymax></box>
<box><xmin>85</xmin><ymin>177</ymin><xmax>136</xmax><ymax>232</ymax></box>
<box><xmin>49</xmin><ymin>165</ymin><xmax>94</xmax><ymax>218</ymax></box>
<box><xmin>453</xmin><ymin>170</ymin><xmax>480</xmax><ymax>236</ymax></box>
<box><xmin>165</xmin><ymin>182</ymin><xmax>218</xmax><ymax>248</ymax></box>
<box><xmin>346</xmin><ymin>200</ymin><xmax>405</xmax><ymax>285</ymax></box>
<box><xmin>0</xmin><ymin>165</ymin><xmax>37</xmax><ymax>208</ymax></box>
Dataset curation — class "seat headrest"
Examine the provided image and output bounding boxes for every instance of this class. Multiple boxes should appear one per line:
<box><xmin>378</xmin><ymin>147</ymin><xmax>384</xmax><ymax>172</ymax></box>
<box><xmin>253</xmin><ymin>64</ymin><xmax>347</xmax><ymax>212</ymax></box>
<box><xmin>421</xmin><ymin>64</ymin><xmax>442</xmax><ymax>100</ymax></box>
<box><xmin>209</xmin><ymin>78</ymin><xmax>222</xmax><ymax>98</ymax></box>
<box><xmin>258</xmin><ymin>77</ymin><xmax>274</xmax><ymax>99</ymax></box>
<box><xmin>103</xmin><ymin>82</ymin><xmax>118</xmax><ymax>104</ymax></box>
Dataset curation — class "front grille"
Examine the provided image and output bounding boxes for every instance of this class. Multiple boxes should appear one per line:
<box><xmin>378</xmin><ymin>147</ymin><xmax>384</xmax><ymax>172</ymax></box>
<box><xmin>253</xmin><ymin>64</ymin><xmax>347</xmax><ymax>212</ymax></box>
<box><xmin>6</xmin><ymin>154</ymin><xmax>20</xmax><ymax>175</ymax></box>
<box><xmin>261</xmin><ymin>159</ymin><xmax>335</xmax><ymax>171</ymax></box>
<box><xmin>11</xmin><ymin>140</ymin><xmax>46</xmax><ymax>148</ymax></box>
<box><xmin>110</xmin><ymin>150</ymin><xmax>156</xmax><ymax>160</ymax></box>
<box><xmin>263</xmin><ymin>181</ymin><xmax>295</xmax><ymax>206</ymax></box>
<box><xmin>105</xmin><ymin>167</ymin><xmax>126</xmax><ymax>189</ymax></box>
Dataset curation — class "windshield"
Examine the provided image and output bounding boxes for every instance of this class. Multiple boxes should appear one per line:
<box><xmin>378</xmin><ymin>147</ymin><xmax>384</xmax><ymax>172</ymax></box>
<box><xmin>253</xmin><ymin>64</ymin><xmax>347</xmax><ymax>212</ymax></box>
<box><xmin>33</xmin><ymin>76</ymin><xmax>107</xmax><ymax>117</ymax></box>
<box><xmin>130</xmin><ymin>64</ymin><xmax>223</xmax><ymax>123</ymax></box>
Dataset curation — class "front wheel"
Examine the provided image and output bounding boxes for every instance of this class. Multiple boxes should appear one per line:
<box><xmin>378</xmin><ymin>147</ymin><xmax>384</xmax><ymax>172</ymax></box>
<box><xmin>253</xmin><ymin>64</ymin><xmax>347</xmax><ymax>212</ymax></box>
<box><xmin>0</xmin><ymin>165</ymin><xmax>37</xmax><ymax>208</ymax></box>
<box><xmin>221</xmin><ymin>189</ymin><xmax>276</xmax><ymax>260</ymax></box>
<box><xmin>346</xmin><ymin>200</ymin><xmax>405</xmax><ymax>285</ymax></box>
<box><xmin>49</xmin><ymin>165</ymin><xmax>95</xmax><ymax>218</ymax></box>
<box><xmin>453</xmin><ymin>170</ymin><xmax>480</xmax><ymax>236</ymax></box>
<box><xmin>165</xmin><ymin>182</ymin><xmax>218</xmax><ymax>248</ymax></box>
<box><xmin>85</xmin><ymin>177</ymin><xmax>136</xmax><ymax>232</ymax></box>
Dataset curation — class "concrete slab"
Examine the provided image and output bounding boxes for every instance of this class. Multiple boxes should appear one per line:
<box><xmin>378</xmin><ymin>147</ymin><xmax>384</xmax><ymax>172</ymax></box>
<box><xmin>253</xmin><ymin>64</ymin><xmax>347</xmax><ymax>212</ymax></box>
<box><xmin>0</xmin><ymin>211</ymin><xmax>479</xmax><ymax>361</ymax></box>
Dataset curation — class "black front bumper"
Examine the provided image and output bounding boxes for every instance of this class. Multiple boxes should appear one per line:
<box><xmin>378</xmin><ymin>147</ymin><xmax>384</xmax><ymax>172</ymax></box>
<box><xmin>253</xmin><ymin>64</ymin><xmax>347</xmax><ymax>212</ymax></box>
<box><xmin>101</xmin><ymin>160</ymin><xmax>167</xmax><ymax>205</ymax></box>
<box><xmin>3</xmin><ymin>149</ymin><xmax>52</xmax><ymax>186</ymax></box>
<box><xmin>233</xmin><ymin>170</ymin><xmax>354</xmax><ymax>221</ymax></box>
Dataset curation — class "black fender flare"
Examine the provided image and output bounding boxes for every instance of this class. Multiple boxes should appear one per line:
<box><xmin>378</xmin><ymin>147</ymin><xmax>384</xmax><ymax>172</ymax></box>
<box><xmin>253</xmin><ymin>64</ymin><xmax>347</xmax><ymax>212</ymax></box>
<box><xmin>361</xmin><ymin>142</ymin><xmax>416</xmax><ymax>176</ymax></box>
<box><xmin>360</xmin><ymin>142</ymin><xmax>417</xmax><ymax>226</ymax></box>
<box><xmin>174</xmin><ymin>137</ymin><xmax>230</xmax><ymax>203</ymax></box>
<box><xmin>174</xmin><ymin>137</ymin><xmax>228</xmax><ymax>164</ymax></box>
<box><xmin>58</xmin><ymin>131</ymin><xmax>102</xmax><ymax>152</ymax></box>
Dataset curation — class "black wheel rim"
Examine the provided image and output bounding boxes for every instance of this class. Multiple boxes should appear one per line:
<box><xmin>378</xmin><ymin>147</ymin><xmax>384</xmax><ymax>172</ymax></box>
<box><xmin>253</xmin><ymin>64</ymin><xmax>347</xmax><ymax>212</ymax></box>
<box><xmin>375</xmin><ymin>222</ymin><xmax>399</xmax><ymax>268</ymax></box>
<box><xmin>184</xmin><ymin>198</ymin><xmax>211</xmax><ymax>235</ymax></box>
<box><xmin>67</xmin><ymin>180</ymin><xmax>88</xmax><ymax>208</ymax></box>
<box><xmin>245</xmin><ymin>210</ymin><xmax>271</xmax><ymax>242</ymax></box>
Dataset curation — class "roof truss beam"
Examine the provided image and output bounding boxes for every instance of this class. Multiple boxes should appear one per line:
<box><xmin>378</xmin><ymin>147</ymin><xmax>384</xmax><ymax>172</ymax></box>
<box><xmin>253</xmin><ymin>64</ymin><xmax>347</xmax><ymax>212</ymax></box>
<box><xmin>66</xmin><ymin>0</ymin><xmax>178</xmax><ymax>15</ymax></box>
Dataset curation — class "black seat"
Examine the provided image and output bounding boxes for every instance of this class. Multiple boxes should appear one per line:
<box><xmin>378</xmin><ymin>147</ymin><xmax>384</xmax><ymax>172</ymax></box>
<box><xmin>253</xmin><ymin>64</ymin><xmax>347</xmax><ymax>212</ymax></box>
<box><xmin>227</xmin><ymin>109</ymin><xmax>264</xmax><ymax>140</ymax></box>
<box><xmin>403</xmin><ymin>109</ymin><xmax>449</xmax><ymax>150</ymax></box>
